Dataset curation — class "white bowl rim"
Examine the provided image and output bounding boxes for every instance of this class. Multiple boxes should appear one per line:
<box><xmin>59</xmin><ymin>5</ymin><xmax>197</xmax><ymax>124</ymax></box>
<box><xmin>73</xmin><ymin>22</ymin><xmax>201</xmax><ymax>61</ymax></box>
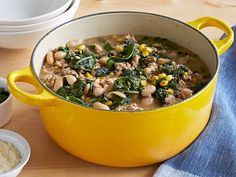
<box><xmin>0</xmin><ymin>0</ymin><xmax>73</xmax><ymax>24</ymax></box>
<box><xmin>0</xmin><ymin>77</ymin><xmax>12</xmax><ymax>106</ymax></box>
<box><xmin>0</xmin><ymin>129</ymin><xmax>31</xmax><ymax>176</ymax></box>
<box><xmin>0</xmin><ymin>0</ymin><xmax>80</xmax><ymax>34</ymax></box>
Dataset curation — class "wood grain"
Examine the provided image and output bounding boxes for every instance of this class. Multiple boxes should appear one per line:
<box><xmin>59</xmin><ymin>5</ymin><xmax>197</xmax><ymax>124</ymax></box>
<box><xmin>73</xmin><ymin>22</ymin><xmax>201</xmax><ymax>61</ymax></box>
<box><xmin>0</xmin><ymin>0</ymin><xmax>235</xmax><ymax>176</ymax></box>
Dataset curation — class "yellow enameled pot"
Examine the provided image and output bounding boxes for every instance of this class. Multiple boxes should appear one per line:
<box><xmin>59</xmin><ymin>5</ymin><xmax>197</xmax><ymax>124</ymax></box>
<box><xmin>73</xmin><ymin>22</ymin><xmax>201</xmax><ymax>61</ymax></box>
<box><xmin>7</xmin><ymin>12</ymin><xmax>234</xmax><ymax>167</ymax></box>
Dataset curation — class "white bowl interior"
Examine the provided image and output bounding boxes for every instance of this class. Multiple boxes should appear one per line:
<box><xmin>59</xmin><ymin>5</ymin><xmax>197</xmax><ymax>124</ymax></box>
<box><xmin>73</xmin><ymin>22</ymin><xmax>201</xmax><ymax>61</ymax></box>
<box><xmin>32</xmin><ymin>12</ymin><xmax>218</xmax><ymax>78</ymax></box>
<box><xmin>0</xmin><ymin>129</ymin><xmax>30</xmax><ymax>176</ymax></box>
<box><xmin>0</xmin><ymin>0</ymin><xmax>71</xmax><ymax>22</ymax></box>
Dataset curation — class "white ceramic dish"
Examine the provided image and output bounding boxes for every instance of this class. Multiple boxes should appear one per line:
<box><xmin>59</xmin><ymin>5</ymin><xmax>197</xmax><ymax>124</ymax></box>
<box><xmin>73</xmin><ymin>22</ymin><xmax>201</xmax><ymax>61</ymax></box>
<box><xmin>0</xmin><ymin>0</ymin><xmax>73</xmax><ymax>25</ymax></box>
<box><xmin>0</xmin><ymin>0</ymin><xmax>80</xmax><ymax>49</ymax></box>
<box><xmin>0</xmin><ymin>78</ymin><xmax>12</xmax><ymax>127</ymax></box>
<box><xmin>0</xmin><ymin>129</ymin><xmax>30</xmax><ymax>177</ymax></box>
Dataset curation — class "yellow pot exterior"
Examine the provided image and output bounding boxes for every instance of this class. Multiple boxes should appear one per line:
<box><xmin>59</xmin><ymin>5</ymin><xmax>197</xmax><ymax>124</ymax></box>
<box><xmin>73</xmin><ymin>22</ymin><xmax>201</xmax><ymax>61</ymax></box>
<box><xmin>38</xmin><ymin>75</ymin><xmax>217</xmax><ymax>167</ymax></box>
<box><xmin>7</xmin><ymin>13</ymin><xmax>234</xmax><ymax>167</ymax></box>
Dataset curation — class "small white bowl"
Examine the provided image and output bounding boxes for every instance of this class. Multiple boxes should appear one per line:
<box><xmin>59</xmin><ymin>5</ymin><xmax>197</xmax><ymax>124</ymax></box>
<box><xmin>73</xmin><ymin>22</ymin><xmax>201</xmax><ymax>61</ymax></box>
<box><xmin>0</xmin><ymin>0</ymin><xmax>80</xmax><ymax>49</ymax></box>
<box><xmin>0</xmin><ymin>78</ymin><xmax>12</xmax><ymax>127</ymax></box>
<box><xmin>0</xmin><ymin>129</ymin><xmax>31</xmax><ymax>177</ymax></box>
<box><xmin>0</xmin><ymin>0</ymin><xmax>73</xmax><ymax>25</ymax></box>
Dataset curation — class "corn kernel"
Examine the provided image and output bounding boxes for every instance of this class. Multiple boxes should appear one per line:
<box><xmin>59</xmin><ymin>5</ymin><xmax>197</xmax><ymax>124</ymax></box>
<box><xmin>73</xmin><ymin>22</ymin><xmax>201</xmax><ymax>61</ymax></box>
<box><xmin>105</xmin><ymin>100</ymin><xmax>113</xmax><ymax>106</ymax></box>
<box><xmin>167</xmin><ymin>88</ymin><xmax>174</xmax><ymax>94</ymax></box>
<box><xmin>139</xmin><ymin>44</ymin><xmax>146</xmax><ymax>51</ymax></box>
<box><xmin>85</xmin><ymin>97</ymin><xmax>91</xmax><ymax>102</ymax></box>
<box><xmin>160</xmin><ymin>80</ymin><xmax>169</xmax><ymax>87</ymax></box>
<box><xmin>77</xmin><ymin>44</ymin><xmax>86</xmax><ymax>51</ymax></box>
<box><xmin>141</xmin><ymin>80</ymin><xmax>147</xmax><ymax>86</ymax></box>
<box><xmin>99</xmin><ymin>76</ymin><xmax>106</xmax><ymax>80</ymax></box>
<box><xmin>165</xmin><ymin>75</ymin><xmax>173</xmax><ymax>81</ymax></box>
<box><xmin>150</xmin><ymin>76</ymin><xmax>158</xmax><ymax>85</ymax></box>
<box><xmin>85</xmin><ymin>72</ymin><xmax>94</xmax><ymax>79</ymax></box>
<box><xmin>183</xmin><ymin>72</ymin><xmax>189</xmax><ymax>77</ymax></box>
<box><xmin>116</xmin><ymin>37</ymin><xmax>123</xmax><ymax>42</ymax></box>
<box><xmin>158</xmin><ymin>73</ymin><xmax>167</xmax><ymax>79</ymax></box>
<box><xmin>146</xmin><ymin>47</ymin><xmax>153</xmax><ymax>53</ymax></box>
<box><xmin>115</xmin><ymin>45</ymin><xmax>124</xmax><ymax>52</ymax></box>
<box><xmin>142</xmin><ymin>50</ymin><xmax>149</xmax><ymax>57</ymax></box>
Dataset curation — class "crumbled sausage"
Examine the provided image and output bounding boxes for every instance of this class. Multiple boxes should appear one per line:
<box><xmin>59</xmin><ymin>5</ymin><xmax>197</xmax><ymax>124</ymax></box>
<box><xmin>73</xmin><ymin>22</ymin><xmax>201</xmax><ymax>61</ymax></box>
<box><xmin>164</xmin><ymin>95</ymin><xmax>180</xmax><ymax>105</ymax></box>
<box><xmin>180</xmin><ymin>88</ymin><xmax>193</xmax><ymax>99</ymax></box>
<box><xmin>115</xmin><ymin>62</ymin><xmax>133</xmax><ymax>72</ymax></box>
<box><xmin>115</xmin><ymin>103</ymin><xmax>143</xmax><ymax>111</ymax></box>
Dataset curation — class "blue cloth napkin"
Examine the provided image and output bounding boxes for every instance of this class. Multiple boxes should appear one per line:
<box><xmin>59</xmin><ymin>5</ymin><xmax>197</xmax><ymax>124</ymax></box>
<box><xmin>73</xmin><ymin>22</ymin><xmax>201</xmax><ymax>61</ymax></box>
<box><xmin>153</xmin><ymin>26</ymin><xmax>236</xmax><ymax>177</ymax></box>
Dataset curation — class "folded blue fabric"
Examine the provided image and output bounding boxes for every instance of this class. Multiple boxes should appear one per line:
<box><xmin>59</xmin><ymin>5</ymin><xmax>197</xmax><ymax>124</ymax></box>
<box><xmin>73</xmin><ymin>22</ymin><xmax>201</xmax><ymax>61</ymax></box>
<box><xmin>153</xmin><ymin>26</ymin><xmax>236</xmax><ymax>177</ymax></box>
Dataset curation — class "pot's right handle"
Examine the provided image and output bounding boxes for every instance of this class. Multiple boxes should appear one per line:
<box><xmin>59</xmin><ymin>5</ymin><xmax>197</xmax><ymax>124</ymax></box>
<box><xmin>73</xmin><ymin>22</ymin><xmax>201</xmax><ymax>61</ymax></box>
<box><xmin>7</xmin><ymin>67</ymin><xmax>56</xmax><ymax>106</ymax></box>
<box><xmin>187</xmin><ymin>17</ymin><xmax>234</xmax><ymax>56</ymax></box>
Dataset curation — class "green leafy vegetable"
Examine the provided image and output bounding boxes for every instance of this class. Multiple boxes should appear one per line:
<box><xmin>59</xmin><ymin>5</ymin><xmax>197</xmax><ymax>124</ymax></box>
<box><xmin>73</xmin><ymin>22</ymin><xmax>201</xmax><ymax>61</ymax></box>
<box><xmin>162</xmin><ymin>62</ymin><xmax>174</xmax><ymax>75</ymax></box>
<box><xmin>88</xmin><ymin>44</ymin><xmax>96</xmax><ymax>51</ymax></box>
<box><xmin>190</xmin><ymin>82</ymin><xmax>207</xmax><ymax>93</ymax></box>
<box><xmin>106</xmin><ymin>58</ymin><xmax>116</xmax><ymax>69</ymax></box>
<box><xmin>89</xmin><ymin>96</ymin><xmax>109</xmax><ymax>103</ymax></box>
<box><xmin>70</xmin><ymin>53</ymin><xmax>95</xmax><ymax>71</ymax></box>
<box><xmin>66</xmin><ymin>96</ymin><xmax>87</xmax><ymax>105</ymax></box>
<box><xmin>168</xmin><ymin>78</ymin><xmax>178</xmax><ymax>90</ymax></box>
<box><xmin>154</xmin><ymin>88</ymin><xmax>168</xmax><ymax>103</ymax></box>
<box><xmin>0</xmin><ymin>88</ymin><xmax>9</xmax><ymax>103</ymax></box>
<box><xmin>71</xmin><ymin>79</ymin><xmax>87</xmax><ymax>98</ymax></box>
<box><xmin>104</xmin><ymin>42</ymin><xmax>113</xmax><ymax>52</ymax></box>
<box><xmin>110</xmin><ymin>42</ymin><xmax>137</xmax><ymax>60</ymax></box>
<box><xmin>110</xmin><ymin>95</ymin><xmax>132</xmax><ymax>110</ymax></box>
<box><xmin>57</xmin><ymin>86</ymin><xmax>71</xmax><ymax>98</ymax></box>
<box><xmin>173</xmin><ymin>64</ymin><xmax>189</xmax><ymax>77</ymax></box>
<box><xmin>57</xmin><ymin>46</ymin><xmax>70</xmax><ymax>53</ymax></box>
<box><xmin>113</xmin><ymin>70</ymin><xmax>140</xmax><ymax>92</ymax></box>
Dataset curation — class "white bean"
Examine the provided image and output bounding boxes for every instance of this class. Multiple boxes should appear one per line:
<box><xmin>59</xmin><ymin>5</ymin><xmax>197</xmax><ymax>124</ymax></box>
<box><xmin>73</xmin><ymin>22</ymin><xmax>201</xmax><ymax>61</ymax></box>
<box><xmin>53</xmin><ymin>77</ymin><xmax>63</xmax><ymax>92</ymax></box>
<box><xmin>46</xmin><ymin>51</ymin><xmax>54</xmax><ymax>65</ymax></box>
<box><xmin>180</xmin><ymin>88</ymin><xmax>193</xmax><ymax>99</ymax></box>
<box><xmin>157</xmin><ymin>58</ymin><xmax>171</xmax><ymax>65</ymax></box>
<box><xmin>106</xmin><ymin>91</ymin><xmax>126</xmax><ymax>99</ymax></box>
<box><xmin>93</xmin><ymin>43</ymin><xmax>103</xmax><ymax>53</ymax></box>
<box><xmin>54</xmin><ymin>51</ymin><xmax>67</xmax><ymax>60</ymax></box>
<box><xmin>141</xmin><ymin>96</ymin><xmax>154</xmax><ymax>106</ymax></box>
<box><xmin>143</xmin><ymin>67</ymin><xmax>151</xmax><ymax>75</ymax></box>
<box><xmin>141</xmin><ymin>85</ymin><xmax>156</xmax><ymax>97</ymax></box>
<box><xmin>93</xmin><ymin>87</ymin><xmax>105</xmax><ymax>97</ymax></box>
<box><xmin>55</xmin><ymin>61</ymin><xmax>62</xmax><ymax>67</ymax></box>
<box><xmin>93</xmin><ymin>102</ymin><xmax>110</xmax><ymax>110</ymax></box>
<box><xmin>65</xmin><ymin>75</ymin><xmax>77</xmax><ymax>86</ymax></box>
<box><xmin>84</xmin><ymin>83</ymin><xmax>90</xmax><ymax>95</ymax></box>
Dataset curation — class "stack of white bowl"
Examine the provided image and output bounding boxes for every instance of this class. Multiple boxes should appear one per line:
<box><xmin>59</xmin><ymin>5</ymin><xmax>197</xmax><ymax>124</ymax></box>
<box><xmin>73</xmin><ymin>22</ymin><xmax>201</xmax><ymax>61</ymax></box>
<box><xmin>0</xmin><ymin>0</ymin><xmax>80</xmax><ymax>49</ymax></box>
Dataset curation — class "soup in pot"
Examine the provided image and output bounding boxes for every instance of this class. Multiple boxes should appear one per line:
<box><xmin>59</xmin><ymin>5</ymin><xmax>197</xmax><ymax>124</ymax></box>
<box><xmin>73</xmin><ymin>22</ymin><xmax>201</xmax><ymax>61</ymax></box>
<box><xmin>40</xmin><ymin>34</ymin><xmax>211</xmax><ymax>111</ymax></box>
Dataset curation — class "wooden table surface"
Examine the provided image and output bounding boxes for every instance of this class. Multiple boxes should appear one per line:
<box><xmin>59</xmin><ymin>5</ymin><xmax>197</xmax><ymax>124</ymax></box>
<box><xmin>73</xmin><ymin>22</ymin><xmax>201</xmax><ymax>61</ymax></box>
<box><xmin>0</xmin><ymin>0</ymin><xmax>236</xmax><ymax>176</ymax></box>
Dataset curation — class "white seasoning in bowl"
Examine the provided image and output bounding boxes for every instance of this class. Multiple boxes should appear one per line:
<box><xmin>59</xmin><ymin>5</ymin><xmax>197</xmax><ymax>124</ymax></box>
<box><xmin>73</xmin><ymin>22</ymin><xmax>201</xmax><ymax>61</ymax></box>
<box><xmin>0</xmin><ymin>140</ymin><xmax>21</xmax><ymax>173</ymax></box>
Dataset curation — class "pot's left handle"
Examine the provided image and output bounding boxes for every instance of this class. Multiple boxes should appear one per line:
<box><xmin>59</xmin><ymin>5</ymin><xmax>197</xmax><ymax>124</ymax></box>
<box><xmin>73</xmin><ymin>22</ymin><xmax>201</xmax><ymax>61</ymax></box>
<box><xmin>7</xmin><ymin>67</ymin><xmax>56</xmax><ymax>106</ymax></box>
<box><xmin>187</xmin><ymin>17</ymin><xmax>234</xmax><ymax>56</ymax></box>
